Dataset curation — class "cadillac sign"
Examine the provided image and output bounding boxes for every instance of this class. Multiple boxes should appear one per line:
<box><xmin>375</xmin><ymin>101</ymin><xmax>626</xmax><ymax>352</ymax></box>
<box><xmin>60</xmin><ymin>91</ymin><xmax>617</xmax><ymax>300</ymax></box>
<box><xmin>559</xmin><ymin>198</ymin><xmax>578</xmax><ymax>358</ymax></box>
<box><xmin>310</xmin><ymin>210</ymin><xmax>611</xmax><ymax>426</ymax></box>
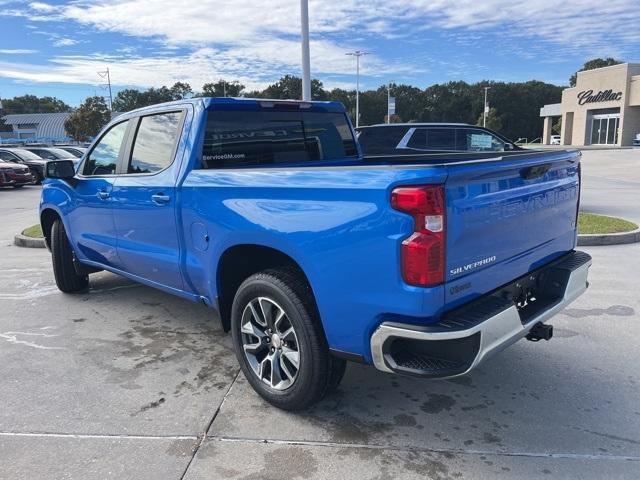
<box><xmin>577</xmin><ymin>89</ymin><xmax>622</xmax><ymax>105</ymax></box>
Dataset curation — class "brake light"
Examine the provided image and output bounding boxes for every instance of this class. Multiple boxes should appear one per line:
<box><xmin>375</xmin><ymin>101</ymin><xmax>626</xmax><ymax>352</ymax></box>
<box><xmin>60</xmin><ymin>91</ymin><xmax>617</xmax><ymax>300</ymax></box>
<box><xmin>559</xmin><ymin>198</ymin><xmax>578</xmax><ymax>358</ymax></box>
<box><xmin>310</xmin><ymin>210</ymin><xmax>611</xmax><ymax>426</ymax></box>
<box><xmin>391</xmin><ymin>185</ymin><xmax>445</xmax><ymax>287</ymax></box>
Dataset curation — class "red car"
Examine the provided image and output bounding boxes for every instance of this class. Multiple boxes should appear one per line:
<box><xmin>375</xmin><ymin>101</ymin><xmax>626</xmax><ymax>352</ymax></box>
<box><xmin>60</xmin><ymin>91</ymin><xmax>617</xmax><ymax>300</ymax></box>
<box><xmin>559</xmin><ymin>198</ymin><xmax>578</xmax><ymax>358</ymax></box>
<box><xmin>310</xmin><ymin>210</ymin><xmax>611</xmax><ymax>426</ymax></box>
<box><xmin>0</xmin><ymin>161</ymin><xmax>35</xmax><ymax>188</ymax></box>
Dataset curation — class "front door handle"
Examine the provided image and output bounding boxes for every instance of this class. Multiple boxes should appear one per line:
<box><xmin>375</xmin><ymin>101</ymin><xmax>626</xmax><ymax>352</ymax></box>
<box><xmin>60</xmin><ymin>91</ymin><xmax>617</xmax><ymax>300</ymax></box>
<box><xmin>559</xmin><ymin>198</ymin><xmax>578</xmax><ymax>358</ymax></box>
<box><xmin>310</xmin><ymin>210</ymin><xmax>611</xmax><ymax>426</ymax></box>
<box><xmin>151</xmin><ymin>193</ymin><xmax>171</xmax><ymax>205</ymax></box>
<box><xmin>97</xmin><ymin>190</ymin><xmax>110</xmax><ymax>200</ymax></box>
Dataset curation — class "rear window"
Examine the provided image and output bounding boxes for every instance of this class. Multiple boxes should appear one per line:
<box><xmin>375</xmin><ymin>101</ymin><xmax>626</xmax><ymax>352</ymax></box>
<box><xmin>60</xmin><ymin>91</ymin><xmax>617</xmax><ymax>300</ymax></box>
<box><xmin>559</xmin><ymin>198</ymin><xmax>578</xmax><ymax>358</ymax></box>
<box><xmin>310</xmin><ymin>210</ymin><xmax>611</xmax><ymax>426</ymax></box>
<box><xmin>357</xmin><ymin>126</ymin><xmax>408</xmax><ymax>155</ymax></box>
<box><xmin>202</xmin><ymin>110</ymin><xmax>357</xmax><ymax>168</ymax></box>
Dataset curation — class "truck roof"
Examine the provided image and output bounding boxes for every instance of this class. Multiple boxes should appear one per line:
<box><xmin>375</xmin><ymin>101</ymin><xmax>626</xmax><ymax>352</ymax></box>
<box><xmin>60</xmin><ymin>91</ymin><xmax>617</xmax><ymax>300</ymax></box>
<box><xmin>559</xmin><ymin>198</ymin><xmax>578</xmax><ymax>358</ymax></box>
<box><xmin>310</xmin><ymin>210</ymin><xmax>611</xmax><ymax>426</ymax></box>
<box><xmin>358</xmin><ymin>123</ymin><xmax>471</xmax><ymax>129</ymax></box>
<box><xmin>117</xmin><ymin>97</ymin><xmax>347</xmax><ymax>116</ymax></box>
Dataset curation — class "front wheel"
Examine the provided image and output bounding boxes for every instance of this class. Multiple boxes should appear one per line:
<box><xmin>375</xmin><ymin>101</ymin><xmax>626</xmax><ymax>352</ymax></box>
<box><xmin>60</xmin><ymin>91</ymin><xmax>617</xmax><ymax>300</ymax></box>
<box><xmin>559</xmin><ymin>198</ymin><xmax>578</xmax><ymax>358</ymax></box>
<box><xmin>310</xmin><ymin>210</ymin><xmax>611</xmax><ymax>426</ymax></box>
<box><xmin>231</xmin><ymin>268</ymin><xmax>345</xmax><ymax>410</ymax></box>
<box><xmin>51</xmin><ymin>219</ymin><xmax>88</xmax><ymax>293</ymax></box>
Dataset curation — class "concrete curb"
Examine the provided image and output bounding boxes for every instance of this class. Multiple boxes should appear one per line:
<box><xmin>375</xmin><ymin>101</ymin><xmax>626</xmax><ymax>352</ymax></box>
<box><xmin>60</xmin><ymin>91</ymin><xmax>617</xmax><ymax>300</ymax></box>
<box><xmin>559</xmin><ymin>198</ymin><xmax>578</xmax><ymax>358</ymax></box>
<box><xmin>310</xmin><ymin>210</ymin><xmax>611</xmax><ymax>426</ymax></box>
<box><xmin>577</xmin><ymin>228</ymin><xmax>640</xmax><ymax>246</ymax></box>
<box><xmin>14</xmin><ymin>234</ymin><xmax>46</xmax><ymax>248</ymax></box>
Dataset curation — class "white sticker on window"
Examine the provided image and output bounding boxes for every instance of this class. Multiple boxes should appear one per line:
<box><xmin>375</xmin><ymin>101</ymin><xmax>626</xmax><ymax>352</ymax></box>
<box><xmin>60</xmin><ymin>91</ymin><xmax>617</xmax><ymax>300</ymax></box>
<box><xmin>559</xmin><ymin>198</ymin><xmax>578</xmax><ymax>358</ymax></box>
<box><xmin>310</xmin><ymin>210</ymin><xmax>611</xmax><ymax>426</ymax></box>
<box><xmin>470</xmin><ymin>134</ymin><xmax>492</xmax><ymax>148</ymax></box>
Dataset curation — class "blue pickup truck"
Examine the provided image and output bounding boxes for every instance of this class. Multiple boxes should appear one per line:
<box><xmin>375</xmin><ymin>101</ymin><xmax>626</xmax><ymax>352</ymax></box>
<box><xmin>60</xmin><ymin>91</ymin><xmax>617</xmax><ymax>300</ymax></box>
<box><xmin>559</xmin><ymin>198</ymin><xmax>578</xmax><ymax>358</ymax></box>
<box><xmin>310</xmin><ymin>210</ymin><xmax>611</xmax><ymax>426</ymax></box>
<box><xmin>40</xmin><ymin>97</ymin><xmax>591</xmax><ymax>410</ymax></box>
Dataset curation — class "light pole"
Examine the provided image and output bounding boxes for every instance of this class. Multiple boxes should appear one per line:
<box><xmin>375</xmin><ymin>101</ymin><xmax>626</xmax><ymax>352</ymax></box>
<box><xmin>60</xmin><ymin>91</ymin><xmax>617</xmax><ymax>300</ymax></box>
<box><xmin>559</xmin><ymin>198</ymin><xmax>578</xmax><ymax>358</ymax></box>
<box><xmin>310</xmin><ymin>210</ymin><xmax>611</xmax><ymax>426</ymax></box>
<box><xmin>300</xmin><ymin>0</ymin><xmax>311</xmax><ymax>101</ymax></box>
<box><xmin>387</xmin><ymin>82</ymin><xmax>394</xmax><ymax>124</ymax></box>
<box><xmin>483</xmin><ymin>86</ymin><xmax>491</xmax><ymax>127</ymax></box>
<box><xmin>346</xmin><ymin>50</ymin><xmax>368</xmax><ymax>127</ymax></box>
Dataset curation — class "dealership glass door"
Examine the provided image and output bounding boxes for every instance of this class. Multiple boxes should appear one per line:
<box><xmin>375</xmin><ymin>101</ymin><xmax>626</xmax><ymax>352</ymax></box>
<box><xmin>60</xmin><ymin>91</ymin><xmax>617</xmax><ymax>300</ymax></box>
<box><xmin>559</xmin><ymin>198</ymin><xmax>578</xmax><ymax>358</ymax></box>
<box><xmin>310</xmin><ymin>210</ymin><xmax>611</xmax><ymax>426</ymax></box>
<box><xmin>590</xmin><ymin>113</ymin><xmax>620</xmax><ymax>145</ymax></box>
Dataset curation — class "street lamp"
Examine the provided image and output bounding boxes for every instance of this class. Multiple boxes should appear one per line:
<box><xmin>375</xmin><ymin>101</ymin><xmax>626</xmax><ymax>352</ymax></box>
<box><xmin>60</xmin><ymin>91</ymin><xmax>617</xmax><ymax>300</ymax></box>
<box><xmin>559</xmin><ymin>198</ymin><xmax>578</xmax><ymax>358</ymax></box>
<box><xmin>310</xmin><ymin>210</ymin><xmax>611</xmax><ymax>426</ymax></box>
<box><xmin>300</xmin><ymin>0</ymin><xmax>311</xmax><ymax>101</ymax></box>
<box><xmin>483</xmin><ymin>86</ymin><xmax>491</xmax><ymax>127</ymax></box>
<box><xmin>387</xmin><ymin>82</ymin><xmax>394</xmax><ymax>124</ymax></box>
<box><xmin>346</xmin><ymin>50</ymin><xmax>368</xmax><ymax>128</ymax></box>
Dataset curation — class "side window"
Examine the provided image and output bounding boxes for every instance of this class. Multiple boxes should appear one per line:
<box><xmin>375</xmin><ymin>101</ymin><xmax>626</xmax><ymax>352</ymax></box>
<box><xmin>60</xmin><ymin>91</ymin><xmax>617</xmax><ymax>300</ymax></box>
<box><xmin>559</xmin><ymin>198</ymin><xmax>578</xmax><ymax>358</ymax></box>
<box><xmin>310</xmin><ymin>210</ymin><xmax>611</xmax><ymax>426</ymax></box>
<box><xmin>425</xmin><ymin>128</ymin><xmax>456</xmax><ymax>151</ymax></box>
<box><xmin>83</xmin><ymin>121</ymin><xmax>130</xmax><ymax>176</ymax></box>
<box><xmin>359</xmin><ymin>127</ymin><xmax>406</xmax><ymax>154</ymax></box>
<box><xmin>127</xmin><ymin>112</ymin><xmax>183</xmax><ymax>174</ymax></box>
<box><xmin>456</xmin><ymin>129</ymin><xmax>505</xmax><ymax>152</ymax></box>
<box><xmin>406</xmin><ymin>129</ymin><xmax>426</xmax><ymax>149</ymax></box>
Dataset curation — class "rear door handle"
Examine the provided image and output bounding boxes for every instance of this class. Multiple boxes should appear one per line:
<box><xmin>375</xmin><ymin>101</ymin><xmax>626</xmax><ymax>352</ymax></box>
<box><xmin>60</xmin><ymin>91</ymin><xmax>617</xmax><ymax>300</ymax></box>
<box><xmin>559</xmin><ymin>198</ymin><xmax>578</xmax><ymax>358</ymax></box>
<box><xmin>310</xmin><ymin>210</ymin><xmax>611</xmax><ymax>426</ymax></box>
<box><xmin>97</xmin><ymin>190</ymin><xmax>110</xmax><ymax>200</ymax></box>
<box><xmin>151</xmin><ymin>193</ymin><xmax>171</xmax><ymax>205</ymax></box>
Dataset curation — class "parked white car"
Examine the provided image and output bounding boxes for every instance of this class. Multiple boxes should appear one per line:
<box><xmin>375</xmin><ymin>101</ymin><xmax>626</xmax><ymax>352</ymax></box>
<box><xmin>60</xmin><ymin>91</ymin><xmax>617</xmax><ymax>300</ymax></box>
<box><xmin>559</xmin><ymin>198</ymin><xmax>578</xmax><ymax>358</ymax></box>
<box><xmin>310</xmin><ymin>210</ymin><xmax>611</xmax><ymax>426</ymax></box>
<box><xmin>634</xmin><ymin>134</ymin><xmax>640</xmax><ymax>147</ymax></box>
<box><xmin>550</xmin><ymin>135</ymin><xmax>561</xmax><ymax>145</ymax></box>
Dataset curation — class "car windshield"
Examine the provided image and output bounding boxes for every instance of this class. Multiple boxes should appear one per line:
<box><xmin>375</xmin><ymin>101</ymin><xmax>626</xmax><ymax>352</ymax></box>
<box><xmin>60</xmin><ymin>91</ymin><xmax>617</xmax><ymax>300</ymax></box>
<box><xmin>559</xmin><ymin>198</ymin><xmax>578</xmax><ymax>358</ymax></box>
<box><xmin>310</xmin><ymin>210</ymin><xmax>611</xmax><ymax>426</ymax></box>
<box><xmin>44</xmin><ymin>148</ymin><xmax>76</xmax><ymax>159</ymax></box>
<box><xmin>12</xmin><ymin>149</ymin><xmax>45</xmax><ymax>160</ymax></box>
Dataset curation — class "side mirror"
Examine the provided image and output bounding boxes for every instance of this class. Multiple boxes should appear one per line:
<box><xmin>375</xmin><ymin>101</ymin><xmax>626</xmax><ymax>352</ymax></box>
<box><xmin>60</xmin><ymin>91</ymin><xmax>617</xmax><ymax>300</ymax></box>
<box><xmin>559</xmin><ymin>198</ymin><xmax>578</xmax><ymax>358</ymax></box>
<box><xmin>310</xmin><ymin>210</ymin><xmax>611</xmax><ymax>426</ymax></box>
<box><xmin>504</xmin><ymin>143</ymin><xmax>516</xmax><ymax>151</ymax></box>
<box><xmin>45</xmin><ymin>160</ymin><xmax>76</xmax><ymax>179</ymax></box>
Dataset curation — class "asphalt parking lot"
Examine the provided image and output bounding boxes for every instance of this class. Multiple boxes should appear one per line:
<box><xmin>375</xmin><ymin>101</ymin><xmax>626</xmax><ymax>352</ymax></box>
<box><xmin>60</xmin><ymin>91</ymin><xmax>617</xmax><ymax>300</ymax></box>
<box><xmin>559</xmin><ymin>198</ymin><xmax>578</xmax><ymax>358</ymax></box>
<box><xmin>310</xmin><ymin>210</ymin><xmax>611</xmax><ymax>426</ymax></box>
<box><xmin>1</xmin><ymin>149</ymin><xmax>639</xmax><ymax>479</ymax></box>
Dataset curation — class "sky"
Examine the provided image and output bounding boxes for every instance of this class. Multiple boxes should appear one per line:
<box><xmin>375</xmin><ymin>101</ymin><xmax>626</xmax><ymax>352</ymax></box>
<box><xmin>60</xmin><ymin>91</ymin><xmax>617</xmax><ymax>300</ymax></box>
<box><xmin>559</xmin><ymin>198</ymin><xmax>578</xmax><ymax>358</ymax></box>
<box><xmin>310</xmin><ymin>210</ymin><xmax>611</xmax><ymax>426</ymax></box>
<box><xmin>0</xmin><ymin>0</ymin><xmax>639</xmax><ymax>106</ymax></box>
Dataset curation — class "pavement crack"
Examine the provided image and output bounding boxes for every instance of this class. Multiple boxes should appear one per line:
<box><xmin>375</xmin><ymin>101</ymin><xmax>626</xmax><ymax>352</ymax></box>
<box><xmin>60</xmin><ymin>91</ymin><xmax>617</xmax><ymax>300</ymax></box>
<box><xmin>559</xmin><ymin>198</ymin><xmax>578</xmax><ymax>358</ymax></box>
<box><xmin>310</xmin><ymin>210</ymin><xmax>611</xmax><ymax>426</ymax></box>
<box><xmin>206</xmin><ymin>435</ymin><xmax>640</xmax><ymax>462</ymax></box>
<box><xmin>178</xmin><ymin>368</ymin><xmax>241</xmax><ymax>480</ymax></box>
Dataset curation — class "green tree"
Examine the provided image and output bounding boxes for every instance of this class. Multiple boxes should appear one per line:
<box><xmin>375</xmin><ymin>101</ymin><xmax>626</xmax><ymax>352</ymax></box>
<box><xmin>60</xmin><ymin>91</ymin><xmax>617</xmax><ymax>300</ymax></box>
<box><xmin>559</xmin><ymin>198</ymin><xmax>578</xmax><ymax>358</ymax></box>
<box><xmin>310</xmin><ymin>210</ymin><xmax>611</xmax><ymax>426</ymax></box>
<box><xmin>64</xmin><ymin>96</ymin><xmax>111</xmax><ymax>142</ymax></box>
<box><xmin>328</xmin><ymin>88</ymin><xmax>355</xmax><ymax>122</ymax></box>
<box><xmin>169</xmin><ymin>81</ymin><xmax>192</xmax><ymax>100</ymax></box>
<box><xmin>476</xmin><ymin>107</ymin><xmax>503</xmax><ymax>132</ymax></box>
<box><xmin>570</xmin><ymin>58</ymin><xmax>622</xmax><ymax>87</ymax></box>
<box><xmin>0</xmin><ymin>94</ymin><xmax>70</xmax><ymax>114</ymax></box>
<box><xmin>200</xmin><ymin>80</ymin><xmax>245</xmax><ymax>97</ymax></box>
<box><xmin>112</xmin><ymin>82</ymin><xmax>193</xmax><ymax>112</ymax></box>
<box><xmin>111</xmin><ymin>88</ymin><xmax>144</xmax><ymax>112</ymax></box>
<box><xmin>260</xmin><ymin>75</ymin><xmax>328</xmax><ymax>100</ymax></box>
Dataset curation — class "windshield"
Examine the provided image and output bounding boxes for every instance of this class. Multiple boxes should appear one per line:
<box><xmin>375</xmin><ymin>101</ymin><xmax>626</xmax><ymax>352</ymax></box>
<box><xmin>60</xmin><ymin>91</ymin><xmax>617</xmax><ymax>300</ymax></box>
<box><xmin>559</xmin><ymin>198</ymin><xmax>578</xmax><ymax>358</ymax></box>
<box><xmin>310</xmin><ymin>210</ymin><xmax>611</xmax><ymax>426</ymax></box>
<box><xmin>12</xmin><ymin>149</ymin><xmax>46</xmax><ymax>160</ymax></box>
<box><xmin>44</xmin><ymin>148</ymin><xmax>76</xmax><ymax>159</ymax></box>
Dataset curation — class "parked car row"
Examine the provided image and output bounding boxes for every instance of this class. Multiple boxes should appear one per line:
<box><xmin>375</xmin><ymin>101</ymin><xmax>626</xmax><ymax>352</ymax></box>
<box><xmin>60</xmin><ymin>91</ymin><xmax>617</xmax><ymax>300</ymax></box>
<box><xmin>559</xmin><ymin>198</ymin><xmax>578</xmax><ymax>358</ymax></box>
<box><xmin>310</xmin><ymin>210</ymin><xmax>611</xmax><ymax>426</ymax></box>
<box><xmin>0</xmin><ymin>146</ymin><xmax>84</xmax><ymax>185</ymax></box>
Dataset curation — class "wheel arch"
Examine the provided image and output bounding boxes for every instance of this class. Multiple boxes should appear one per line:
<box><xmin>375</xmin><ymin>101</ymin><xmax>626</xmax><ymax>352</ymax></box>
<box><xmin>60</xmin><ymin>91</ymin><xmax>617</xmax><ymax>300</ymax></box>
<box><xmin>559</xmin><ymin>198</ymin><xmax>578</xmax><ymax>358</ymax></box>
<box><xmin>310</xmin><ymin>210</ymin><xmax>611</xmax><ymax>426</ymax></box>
<box><xmin>40</xmin><ymin>207</ymin><xmax>62</xmax><ymax>251</ymax></box>
<box><xmin>216</xmin><ymin>244</ymin><xmax>321</xmax><ymax>335</ymax></box>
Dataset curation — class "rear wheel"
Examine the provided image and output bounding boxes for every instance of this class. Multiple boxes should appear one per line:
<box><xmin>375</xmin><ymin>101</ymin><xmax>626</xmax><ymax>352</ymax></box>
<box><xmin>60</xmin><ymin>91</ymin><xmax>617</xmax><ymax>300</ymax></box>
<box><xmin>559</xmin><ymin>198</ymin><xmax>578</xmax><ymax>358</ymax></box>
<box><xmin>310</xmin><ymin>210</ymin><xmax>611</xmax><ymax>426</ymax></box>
<box><xmin>51</xmin><ymin>219</ymin><xmax>88</xmax><ymax>293</ymax></box>
<box><xmin>231</xmin><ymin>268</ymin><xmax>345</xmax><ymax>410</ymax></box>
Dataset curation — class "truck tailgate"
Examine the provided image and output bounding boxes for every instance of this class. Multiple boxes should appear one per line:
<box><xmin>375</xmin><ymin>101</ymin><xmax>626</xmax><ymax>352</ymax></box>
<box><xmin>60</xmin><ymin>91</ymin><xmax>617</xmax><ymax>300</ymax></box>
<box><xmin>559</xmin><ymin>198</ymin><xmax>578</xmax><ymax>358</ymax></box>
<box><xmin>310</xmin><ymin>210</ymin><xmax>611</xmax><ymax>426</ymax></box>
<box><xmin>444</xmin><ymin>150</ymin><xmax>581</xmax><ymax>308</ymax></box>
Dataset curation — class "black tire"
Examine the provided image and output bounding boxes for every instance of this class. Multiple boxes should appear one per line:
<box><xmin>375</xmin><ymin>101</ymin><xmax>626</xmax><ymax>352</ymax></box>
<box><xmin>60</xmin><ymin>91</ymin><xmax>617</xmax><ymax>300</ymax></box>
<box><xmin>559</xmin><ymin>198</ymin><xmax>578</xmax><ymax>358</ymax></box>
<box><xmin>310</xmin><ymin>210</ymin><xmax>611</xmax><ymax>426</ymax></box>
<box><xmin>327</xmin><ymin>355</ymin><xmax>347</xmax><ymax>392</ymax></box>
<box><xmin>230</xmin><ymin>268</ymin><xmax>343</xmax><ymax>410</ymax></box>
<box><xmin>13</xmin><ymin>185</ymin><xmax>24</xmax><ymax>189</ymax></box>
<box><xmin>51</xmin><ymin>219</ymin><xmax>88</xmax><ymax>293</ymax></box>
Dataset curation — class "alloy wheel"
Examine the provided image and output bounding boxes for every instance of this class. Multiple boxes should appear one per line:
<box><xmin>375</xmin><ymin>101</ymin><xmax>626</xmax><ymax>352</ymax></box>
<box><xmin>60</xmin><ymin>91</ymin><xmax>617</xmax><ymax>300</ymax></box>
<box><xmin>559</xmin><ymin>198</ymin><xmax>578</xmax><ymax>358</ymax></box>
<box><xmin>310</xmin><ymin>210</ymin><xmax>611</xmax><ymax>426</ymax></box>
<box><xmin>240</xmin><ymin>296</ymin><xmax>300</xmax><ymax>390</ymax></box>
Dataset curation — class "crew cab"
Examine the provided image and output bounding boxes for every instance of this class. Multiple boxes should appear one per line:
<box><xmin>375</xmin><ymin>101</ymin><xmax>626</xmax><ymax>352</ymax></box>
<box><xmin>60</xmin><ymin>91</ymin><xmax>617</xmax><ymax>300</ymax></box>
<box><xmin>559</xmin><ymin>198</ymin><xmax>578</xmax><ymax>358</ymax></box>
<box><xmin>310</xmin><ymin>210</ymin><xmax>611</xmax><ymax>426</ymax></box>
<box><xmin>40</xmin><ymin>98</ymin><xmax>591</xmax><ymax>410</ymax></box>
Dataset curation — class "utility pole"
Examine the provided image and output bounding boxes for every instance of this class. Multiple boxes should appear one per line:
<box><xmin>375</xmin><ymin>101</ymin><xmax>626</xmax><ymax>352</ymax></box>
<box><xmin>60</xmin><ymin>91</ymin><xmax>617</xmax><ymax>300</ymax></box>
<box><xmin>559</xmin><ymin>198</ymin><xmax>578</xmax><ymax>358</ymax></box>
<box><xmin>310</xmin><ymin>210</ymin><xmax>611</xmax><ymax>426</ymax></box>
<box><xmin>483</xmin><ymin>86</ymin><xmax>490</xmax><ymax>127</ymax></box>
<box><xmin>346</xmin><ymin>51</ymin><xmax>368</xmax><ymax>128</ymax></box>
<box><xmin>300</xmin><ymin>0</ymin><xmax>311</xmax><ymax>101</ymax></box>
<box><xmin>98</xmin><ymin>68</ymin><xmax>113</xmax><ymax>111</ymax></box>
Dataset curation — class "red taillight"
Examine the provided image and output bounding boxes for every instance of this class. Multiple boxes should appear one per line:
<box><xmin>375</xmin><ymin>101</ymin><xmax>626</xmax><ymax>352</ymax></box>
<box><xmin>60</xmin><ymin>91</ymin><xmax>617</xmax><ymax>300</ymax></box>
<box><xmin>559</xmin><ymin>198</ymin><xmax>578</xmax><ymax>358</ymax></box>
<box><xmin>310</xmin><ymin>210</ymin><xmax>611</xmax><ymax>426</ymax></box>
<box><xmin>391</xmin><ymin>185</ymin><xmax>445</xmax><ymax>287</ymax></box>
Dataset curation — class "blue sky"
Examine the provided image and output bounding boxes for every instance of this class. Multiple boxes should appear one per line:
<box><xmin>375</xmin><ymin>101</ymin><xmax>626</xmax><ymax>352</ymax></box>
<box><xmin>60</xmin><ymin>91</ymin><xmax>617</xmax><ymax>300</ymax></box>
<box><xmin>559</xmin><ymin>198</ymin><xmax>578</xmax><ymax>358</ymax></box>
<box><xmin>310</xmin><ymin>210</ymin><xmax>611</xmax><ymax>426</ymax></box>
<box><xmin>1</xmin><ymin>0</ymin><xmax>639</xmax><ymax>106</ymax></box>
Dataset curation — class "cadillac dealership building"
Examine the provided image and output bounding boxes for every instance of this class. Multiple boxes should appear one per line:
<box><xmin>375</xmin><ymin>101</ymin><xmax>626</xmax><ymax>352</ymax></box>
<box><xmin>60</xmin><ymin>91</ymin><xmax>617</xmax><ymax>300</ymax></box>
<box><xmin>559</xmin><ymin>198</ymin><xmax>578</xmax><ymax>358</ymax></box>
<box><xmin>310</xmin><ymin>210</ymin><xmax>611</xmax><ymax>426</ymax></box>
<box><xmin>541</xmin><ymin>63</ymin><xmax>640</xmax><ymax>146</ymax></box>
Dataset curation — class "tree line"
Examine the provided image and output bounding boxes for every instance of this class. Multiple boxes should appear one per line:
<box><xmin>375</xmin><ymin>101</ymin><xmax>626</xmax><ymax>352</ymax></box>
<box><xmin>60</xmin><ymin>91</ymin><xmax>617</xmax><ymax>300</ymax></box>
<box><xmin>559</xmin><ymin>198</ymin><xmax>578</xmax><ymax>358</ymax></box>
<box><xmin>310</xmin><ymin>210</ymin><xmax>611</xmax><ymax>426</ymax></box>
<box><xmin>0</xmin><ymin>58</ymin><xmax>622</xmax><ymax>142</ymax></box>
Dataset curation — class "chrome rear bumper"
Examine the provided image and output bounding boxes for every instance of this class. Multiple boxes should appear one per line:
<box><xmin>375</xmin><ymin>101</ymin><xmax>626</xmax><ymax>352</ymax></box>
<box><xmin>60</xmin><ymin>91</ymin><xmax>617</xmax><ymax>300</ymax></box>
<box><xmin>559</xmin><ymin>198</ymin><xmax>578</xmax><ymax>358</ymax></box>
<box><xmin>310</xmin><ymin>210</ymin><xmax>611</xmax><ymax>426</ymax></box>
<box><xmin>370</xmin><ymin>251</ymin><xmax>592</xmax><ymax>378</ymax></box>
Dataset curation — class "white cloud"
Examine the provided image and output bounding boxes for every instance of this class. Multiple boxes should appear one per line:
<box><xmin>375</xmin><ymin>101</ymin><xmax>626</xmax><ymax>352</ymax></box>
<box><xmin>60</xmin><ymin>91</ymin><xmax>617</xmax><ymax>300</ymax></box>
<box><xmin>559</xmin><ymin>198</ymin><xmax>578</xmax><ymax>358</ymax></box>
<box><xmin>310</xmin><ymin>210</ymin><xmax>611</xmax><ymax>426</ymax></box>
<box><xmin>0</xmin><ymin>49</ymin><xmax>38</xmax><ymax>54</ymax></box>
<box><xmin>24</xmin><ymin>0</ymin><xmax>637</xmax><ymax>57</ymax></box>
<box><xmin>0</xmin><ymin>0</ymin><xmax>638</xmax><ymax>92</ymax></box>
<box><xmin>52</xmin><ymin>37</ymin><xmax>78</xmax><ymax>47</ymax></box>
